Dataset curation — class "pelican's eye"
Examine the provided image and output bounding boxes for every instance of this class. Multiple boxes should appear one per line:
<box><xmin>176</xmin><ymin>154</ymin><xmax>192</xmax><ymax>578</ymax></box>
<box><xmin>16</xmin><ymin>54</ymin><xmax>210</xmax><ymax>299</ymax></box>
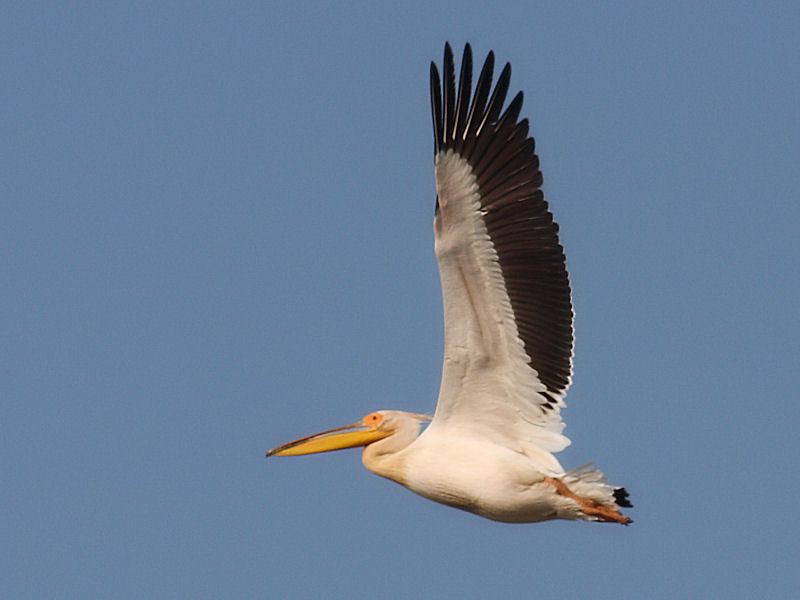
<box><xmin>363</xmin><ymin>412</ymin><xmax>383</xmax><ymax>428</ymax></box>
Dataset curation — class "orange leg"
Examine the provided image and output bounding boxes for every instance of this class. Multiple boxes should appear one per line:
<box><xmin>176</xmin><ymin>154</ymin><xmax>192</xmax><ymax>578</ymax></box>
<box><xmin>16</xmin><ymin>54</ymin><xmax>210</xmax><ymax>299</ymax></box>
<box><xmin>543</xmin><ymin>477</ymin><xmax>631</xmax><ymax>525</ymax></box>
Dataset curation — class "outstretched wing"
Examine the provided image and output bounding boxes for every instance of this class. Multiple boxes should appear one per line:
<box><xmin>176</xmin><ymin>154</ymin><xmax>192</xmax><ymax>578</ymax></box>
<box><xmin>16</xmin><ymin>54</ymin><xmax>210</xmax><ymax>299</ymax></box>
<box><xmin>428</xmin><ymin>43</ymin><xmax>574</xmax><ymax>452</ymax></box>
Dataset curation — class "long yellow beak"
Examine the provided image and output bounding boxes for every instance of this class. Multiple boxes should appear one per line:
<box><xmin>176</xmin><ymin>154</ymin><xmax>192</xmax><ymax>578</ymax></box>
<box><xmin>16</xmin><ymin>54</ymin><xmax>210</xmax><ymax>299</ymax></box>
<box><xmin>266</xmin><ymin>420</ymin><xmax>392</xmax><ymax>457</ymax></box>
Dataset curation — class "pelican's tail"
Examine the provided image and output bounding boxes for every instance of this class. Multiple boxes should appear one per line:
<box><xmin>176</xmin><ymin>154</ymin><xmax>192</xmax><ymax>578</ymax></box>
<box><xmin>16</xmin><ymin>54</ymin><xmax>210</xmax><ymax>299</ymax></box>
<box><xmin>555</xmin><ymin>463</ymin><xmax>633</xmax><ymax>524</ymax></box>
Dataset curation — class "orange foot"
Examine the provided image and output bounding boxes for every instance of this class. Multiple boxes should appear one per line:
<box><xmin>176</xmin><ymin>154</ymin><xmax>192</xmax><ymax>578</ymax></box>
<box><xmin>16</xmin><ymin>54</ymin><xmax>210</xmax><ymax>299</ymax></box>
<box><xmin>544</xmin><ymin>477</ymin><xmax>632</xmax><ymax>525</ymax></box>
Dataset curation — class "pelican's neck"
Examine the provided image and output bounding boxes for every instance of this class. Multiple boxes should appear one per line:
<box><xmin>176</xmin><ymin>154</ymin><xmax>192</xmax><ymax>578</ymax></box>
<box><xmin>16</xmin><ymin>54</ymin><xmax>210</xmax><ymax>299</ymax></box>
<box><xmin>361</xmin><ymin>424</ymin><xmax>421</xmax><ymax>487</ymax></box>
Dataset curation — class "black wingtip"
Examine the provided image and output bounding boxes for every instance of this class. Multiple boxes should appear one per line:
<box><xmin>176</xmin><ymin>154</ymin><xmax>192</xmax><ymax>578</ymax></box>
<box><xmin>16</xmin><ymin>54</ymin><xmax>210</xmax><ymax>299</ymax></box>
<box><xmin>444</xmin><ymin>41</ymin><xmax>453</xmax><ymax>59</ymax></box>
<box><xmin>453</xmin><ymin>43</ymin><xmax>473</xmax><ymax>152</ymax></box>
<box><xmin>613</xmin><ymin>487</ymin><xmax>633</xmax><ymax>508</ymax></box>
<box><xmin>430</xmin><ymin>61</ymin><xmax>442</xmax><ymax>154</ymax></box>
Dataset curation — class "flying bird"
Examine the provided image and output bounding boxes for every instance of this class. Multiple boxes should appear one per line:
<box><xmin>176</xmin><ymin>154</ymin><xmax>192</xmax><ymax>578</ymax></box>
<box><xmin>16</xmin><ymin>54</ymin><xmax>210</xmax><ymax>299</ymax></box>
<box><xmin>267</xmin><ymin>43</ymin><xmax>632</xmax><ymax>524</ymax></box>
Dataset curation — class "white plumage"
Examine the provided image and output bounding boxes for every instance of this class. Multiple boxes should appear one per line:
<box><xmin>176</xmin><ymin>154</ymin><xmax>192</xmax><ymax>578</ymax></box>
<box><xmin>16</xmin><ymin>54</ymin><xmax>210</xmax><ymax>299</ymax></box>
<box><xmin>267</xmin><ymin>43</ymin><xmax>631</xmax><ymax>525</ymax></box>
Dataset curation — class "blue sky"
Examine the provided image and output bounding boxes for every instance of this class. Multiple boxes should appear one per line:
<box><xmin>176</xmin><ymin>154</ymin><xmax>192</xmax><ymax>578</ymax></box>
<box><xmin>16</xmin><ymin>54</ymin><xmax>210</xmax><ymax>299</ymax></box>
<box><xmin>3</xmin><ymin>2</ymin><xmax>799</xmax><ymax>598</ymax></box>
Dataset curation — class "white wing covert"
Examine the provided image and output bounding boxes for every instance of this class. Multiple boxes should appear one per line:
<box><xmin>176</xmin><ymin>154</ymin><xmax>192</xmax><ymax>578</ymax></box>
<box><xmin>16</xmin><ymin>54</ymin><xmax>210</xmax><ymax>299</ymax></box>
<box><xmin>429</xmin><ymin>44</ymin><xmax>574</xmax><ymax>453</ymax></box>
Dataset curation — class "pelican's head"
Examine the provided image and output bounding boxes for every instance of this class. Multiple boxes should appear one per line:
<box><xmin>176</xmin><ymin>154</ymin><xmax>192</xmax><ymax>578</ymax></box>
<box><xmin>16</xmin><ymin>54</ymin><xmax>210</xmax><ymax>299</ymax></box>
<box><xmin>266</xmin><ymin>410</ymin><xmax>431</xmax><ymax>457</ymax></box>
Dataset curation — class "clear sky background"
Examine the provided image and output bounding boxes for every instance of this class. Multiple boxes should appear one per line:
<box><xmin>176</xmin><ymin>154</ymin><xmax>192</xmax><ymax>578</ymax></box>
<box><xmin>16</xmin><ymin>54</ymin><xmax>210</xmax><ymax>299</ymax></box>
<box><xmin>3</xmin><ymin>2</ymin><xmax>799</xmax><ymax>598</ymax></box>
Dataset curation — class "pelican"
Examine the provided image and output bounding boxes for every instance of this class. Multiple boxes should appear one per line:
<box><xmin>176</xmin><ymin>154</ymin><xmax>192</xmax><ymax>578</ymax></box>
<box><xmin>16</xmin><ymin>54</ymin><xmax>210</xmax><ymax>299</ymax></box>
<box><xmin>267</xmin><ymin>43</ymin><xmax>632</xmax><ymax>524</ymax></box>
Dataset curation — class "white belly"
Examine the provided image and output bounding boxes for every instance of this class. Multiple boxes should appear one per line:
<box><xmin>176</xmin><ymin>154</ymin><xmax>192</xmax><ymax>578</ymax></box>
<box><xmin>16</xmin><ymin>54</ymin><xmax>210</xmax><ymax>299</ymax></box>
<box><xmin>397</xmin><ymin>436</ymin><xmax>577</xmax><ymax>523</ymax></box>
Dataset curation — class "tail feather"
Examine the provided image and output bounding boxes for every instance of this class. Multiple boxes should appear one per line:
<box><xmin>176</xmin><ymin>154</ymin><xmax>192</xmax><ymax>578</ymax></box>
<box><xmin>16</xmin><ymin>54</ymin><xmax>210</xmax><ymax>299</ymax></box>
<box><xmin>563</xmin><ymin>463</ymin><xmax>633</xmax><ymax>519</ymax></box>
